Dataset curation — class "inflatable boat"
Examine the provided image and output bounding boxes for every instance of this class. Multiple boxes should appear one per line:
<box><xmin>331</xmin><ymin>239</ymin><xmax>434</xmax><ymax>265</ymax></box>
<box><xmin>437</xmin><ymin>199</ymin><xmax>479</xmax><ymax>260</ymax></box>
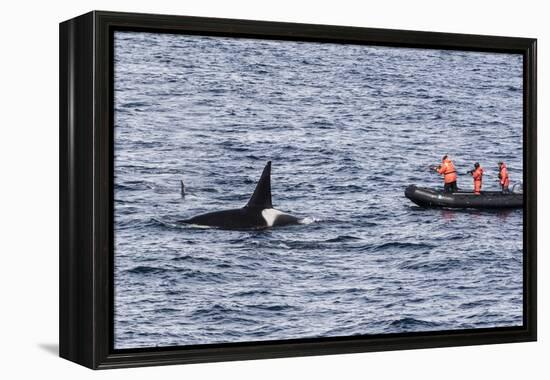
<box><xmin>405</xmin><ymin>185</ymin><xmax>523</xmax><ymax>209</ymax></box>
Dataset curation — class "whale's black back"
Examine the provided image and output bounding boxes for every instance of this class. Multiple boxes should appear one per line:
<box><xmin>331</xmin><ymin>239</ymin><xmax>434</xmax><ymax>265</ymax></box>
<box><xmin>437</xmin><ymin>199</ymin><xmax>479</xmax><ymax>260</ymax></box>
<box><xmin>183</xmin><ymin>207</ymin><xmax>267</xmax><ymax>229</ymax></box>
<box><xmin>181</xmin><ymin>161</ymin><xmax>289</xmax><ymax>229</ymax></box>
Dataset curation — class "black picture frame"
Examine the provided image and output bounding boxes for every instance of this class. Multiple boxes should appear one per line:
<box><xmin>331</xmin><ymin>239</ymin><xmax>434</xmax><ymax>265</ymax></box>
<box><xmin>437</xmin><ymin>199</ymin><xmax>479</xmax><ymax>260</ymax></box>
<box><xmin>59</xmin><ymin>10</ymin><xmax>537</xmax><ymax>369</ymax></box>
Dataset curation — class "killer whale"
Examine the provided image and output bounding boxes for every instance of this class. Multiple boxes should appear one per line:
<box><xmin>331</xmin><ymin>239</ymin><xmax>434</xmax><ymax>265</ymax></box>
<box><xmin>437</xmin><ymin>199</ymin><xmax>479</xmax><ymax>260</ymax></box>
<box><xmin>180</xmin><ymin>161</ymin><xmax>299</xmax><ymax>229</ymax></box>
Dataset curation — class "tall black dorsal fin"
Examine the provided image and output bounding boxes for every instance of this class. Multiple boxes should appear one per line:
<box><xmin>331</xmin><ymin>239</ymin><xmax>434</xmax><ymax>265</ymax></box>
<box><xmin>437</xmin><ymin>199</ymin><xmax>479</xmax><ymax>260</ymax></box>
<box><xmin>246</xmin><ymin>161</ymin><xmax>273</xmax><ymax>208</ymax></box>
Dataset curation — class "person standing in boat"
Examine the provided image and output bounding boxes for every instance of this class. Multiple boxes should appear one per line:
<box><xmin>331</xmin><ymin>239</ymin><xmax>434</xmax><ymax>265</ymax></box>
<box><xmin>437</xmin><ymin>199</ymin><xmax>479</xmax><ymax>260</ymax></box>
<box><xmin>468</xmin><ymin>162</ymin><xmax>484</xmax><ymax>195</ymax></box>
<box><xmin>434</xmin><ymin>155</ymin><xmax>458</xmax><ymax>193</ymax></box>
<box><xmin>498</xmin><ymin>161</ymin><xmax>510</xmax><ymax>193</ymax></box>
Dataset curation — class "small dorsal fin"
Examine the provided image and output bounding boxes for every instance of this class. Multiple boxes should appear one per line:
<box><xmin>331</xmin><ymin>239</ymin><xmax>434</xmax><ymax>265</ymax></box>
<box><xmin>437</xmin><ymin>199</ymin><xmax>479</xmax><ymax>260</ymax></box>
<box><xmin>246</xmin><ymin>161</ymin><xmax>273</xmax><ymax>208</ymax></box>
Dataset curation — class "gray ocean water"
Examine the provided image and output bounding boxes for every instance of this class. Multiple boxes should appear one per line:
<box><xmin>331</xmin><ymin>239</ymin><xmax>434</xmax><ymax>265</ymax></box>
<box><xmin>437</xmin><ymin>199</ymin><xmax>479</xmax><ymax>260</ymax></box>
<box><xmin>113</xmin><ymin>31</ymin><xmax>524</xmax><ymax>349</ymax></box>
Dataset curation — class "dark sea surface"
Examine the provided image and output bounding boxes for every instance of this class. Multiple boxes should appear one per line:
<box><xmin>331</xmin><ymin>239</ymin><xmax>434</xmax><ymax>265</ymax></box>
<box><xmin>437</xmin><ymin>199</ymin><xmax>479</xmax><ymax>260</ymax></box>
<box><xmin>113</xmin><ymin>31</ymin><xmax>524</xmax><ymax>349</ymax></box>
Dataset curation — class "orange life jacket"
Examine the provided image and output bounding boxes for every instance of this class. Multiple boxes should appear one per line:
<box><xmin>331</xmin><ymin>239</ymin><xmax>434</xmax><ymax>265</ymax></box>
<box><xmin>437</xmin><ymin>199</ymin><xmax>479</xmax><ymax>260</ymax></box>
<box><xmin>472</xmin><ymin>167</ymin><xmax>483</xmax><ymax>194</ymax></box>
<box><xmin>499</xmin><ymin>164</ymin><xmax>510</xmax><ymax>187</ymax></box>
<box><xmin>437</xmin><ymin>159</ymin><xmax>457</xmax><ymax>184</ymax></box>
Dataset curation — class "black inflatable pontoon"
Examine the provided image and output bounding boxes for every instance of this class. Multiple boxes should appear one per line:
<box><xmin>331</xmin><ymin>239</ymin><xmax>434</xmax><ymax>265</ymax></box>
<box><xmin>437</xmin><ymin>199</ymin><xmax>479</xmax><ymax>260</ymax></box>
<box><xmin>405</xmin><ymin>185</ymin><xmax>523</xmax><ymax>209</ymax></box>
